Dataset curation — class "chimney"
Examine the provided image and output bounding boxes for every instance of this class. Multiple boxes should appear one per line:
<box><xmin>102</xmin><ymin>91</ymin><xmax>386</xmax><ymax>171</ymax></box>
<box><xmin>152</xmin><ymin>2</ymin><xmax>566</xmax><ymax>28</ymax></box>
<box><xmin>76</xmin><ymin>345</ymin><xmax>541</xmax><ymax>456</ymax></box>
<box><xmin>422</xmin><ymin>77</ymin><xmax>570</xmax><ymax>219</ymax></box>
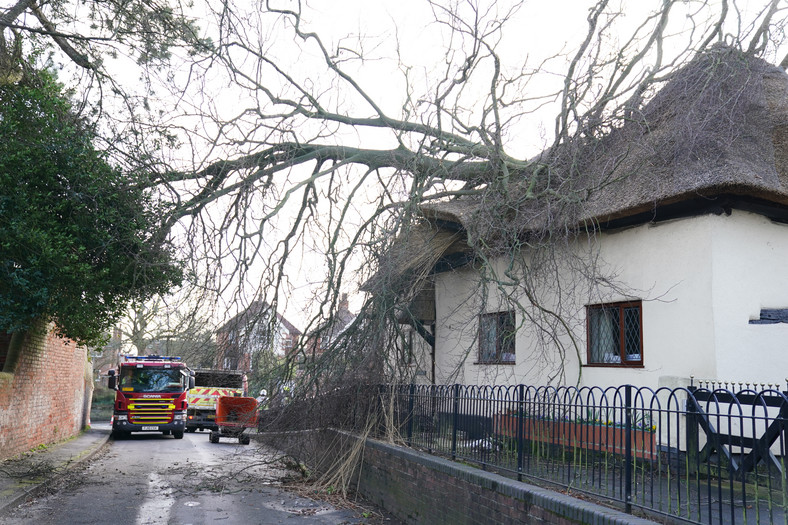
<box><xmin>339</xmin><ymin>293</ymin><xmax>348</xmax><ymax>312</ymax></box>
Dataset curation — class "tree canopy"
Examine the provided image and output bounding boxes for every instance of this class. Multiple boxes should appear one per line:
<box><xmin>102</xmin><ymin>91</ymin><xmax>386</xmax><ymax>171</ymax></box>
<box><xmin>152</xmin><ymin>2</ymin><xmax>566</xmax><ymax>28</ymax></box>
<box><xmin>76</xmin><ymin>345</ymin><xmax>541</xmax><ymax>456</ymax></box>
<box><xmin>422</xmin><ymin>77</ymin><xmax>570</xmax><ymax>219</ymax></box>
<box><xmin>1</xmin><ymin>0</ymin><xmax>787</xmax><ymax>379</ymax></box>
<box><xmin>0</xmin><ymin>66</ymin><xmax>181</xmax><ymax>346</ymax></box>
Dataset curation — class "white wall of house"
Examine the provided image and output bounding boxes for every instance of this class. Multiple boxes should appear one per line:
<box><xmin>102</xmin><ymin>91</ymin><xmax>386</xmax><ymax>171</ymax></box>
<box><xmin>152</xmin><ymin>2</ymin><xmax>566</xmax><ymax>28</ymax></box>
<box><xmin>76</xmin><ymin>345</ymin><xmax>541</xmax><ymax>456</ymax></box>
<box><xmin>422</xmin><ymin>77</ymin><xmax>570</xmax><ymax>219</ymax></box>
<box><xmin>434</xmin><ymin>267</ymin><xmax>476</xmax><ymax>385</ymax></box>
<box><xmin>431</xmin><ymin>209</ymin><xmax>788</xmax><ymax>388</ymax></box>
<box><xmin>709</xmin><ymin>211</ymin><xmax>788</xmax><ymax>386</ymax></box>
<box><xmin>236</xmin><ymin>315</ymin><xmax>299</xmax><ymax>365</ymax></box>
<box><xmin>384</xmin><ymin>325</ymin><xmax>435</xmax><ymax>384</ymax></box>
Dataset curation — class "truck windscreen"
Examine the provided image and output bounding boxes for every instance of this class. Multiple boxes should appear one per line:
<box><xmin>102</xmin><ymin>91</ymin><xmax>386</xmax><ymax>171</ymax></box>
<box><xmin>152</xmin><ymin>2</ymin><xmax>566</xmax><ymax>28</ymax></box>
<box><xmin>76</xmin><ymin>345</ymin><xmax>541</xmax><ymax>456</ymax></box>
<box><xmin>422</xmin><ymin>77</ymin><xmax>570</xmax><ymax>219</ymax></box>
<box><xmin>119</xmin><ymin>367</ymin><xmax>185</xmax><ymax>393</ymax></box>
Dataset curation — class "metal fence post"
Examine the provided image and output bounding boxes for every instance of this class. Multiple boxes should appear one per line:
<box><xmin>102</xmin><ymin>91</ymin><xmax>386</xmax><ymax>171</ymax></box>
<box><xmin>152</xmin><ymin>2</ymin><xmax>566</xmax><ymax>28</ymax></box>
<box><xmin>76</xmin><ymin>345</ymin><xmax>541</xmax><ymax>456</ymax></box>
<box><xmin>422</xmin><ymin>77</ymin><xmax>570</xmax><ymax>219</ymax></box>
<box><xmin>686</xmin><ymin>385</ymin><xmax>699</xmax><ymax>476</ymax></box>
<box><xmin>452</xmin><ymin>383</ymin><xmax>459</xmax><ymax>461</ymax></box>
<box><xmin>625</xmin><ymin>384</ymin><xmax>633</xmax><ymax>514</ymax></box>
<box><xmin>517</xmin><ymin>384</ymin><xmax>524</xmax><ymax>482</ymax></box>
<box><xmin>407</xmin><ymin>383</ymin><xmax>415</xmax><ymax>447</ymax></box>
<box><xmin>782</xmin><ymin>387</ymin><xmax>788</xmax><ymax>490</ymax></box>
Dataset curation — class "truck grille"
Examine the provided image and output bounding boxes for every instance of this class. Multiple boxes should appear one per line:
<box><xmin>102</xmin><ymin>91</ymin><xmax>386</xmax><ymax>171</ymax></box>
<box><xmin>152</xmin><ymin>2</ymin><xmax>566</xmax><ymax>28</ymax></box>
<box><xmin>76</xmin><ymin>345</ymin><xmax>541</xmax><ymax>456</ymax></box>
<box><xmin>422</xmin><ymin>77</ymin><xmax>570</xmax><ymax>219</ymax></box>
<box><xmin>128</xmin><ymin>398</ymin><xmax>175</xmax><ymax>424</ymax></box>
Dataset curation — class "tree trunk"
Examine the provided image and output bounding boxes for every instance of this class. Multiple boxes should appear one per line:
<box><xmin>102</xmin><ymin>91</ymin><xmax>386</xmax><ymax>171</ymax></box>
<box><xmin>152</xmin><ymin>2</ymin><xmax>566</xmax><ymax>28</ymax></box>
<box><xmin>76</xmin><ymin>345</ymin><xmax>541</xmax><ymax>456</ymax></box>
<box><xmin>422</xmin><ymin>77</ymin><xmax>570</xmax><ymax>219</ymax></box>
<box><xmin>2</xmin><ymin>330</ymin><xmax>26</xmax><ymax>374</ymax></box>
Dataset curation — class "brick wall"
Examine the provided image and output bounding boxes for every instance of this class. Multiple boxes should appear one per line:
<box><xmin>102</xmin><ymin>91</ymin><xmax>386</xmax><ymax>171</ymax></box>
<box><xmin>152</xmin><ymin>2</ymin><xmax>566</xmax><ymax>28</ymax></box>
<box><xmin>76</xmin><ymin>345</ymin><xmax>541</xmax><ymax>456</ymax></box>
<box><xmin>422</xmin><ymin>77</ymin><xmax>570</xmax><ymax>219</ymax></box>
<box><xmin>257</xmin><ymin>429</ymin><xmax>658</xmax><ymax>525</ymax></box>
<box><xmin>0</xmin><ymin>324</ymin><xmax>92</xmax><ymax>459</ymax></box>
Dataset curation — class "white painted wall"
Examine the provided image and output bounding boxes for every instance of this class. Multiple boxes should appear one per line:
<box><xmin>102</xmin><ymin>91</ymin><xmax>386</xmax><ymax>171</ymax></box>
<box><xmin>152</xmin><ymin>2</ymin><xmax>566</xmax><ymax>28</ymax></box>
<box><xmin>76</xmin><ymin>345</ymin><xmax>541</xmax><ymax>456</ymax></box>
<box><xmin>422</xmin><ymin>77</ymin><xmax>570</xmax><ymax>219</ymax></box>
<box><xmin>434</xmin><ymin>266</ymin><xmax>477</xmax><ymax>385</ymax></box>
<box><xmin>432</xmin><ymin>210</ymin><xmax>788</xmax><ymax>388</ymax></box>
<box><xmin>710</xmin><ymin>211</ymin><xmax>788</xmax><ymax>387</ymax></box>
<box><xmin>383</xmin><ymin>324</ymin><xmax>435</xmax><ymax>384</ymax></box>
<box><xmin>581</xmin><ymin>213</ymin><xmax>717</xmax><ymax>389</ymax></box>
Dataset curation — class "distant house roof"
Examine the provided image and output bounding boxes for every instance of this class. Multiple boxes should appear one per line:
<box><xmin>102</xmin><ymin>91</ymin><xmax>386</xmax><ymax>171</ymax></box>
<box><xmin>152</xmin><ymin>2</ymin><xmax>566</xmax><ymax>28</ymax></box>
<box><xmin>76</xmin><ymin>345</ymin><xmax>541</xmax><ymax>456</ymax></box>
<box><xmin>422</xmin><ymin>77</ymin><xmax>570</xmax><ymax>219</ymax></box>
<box><xmin>275</xmin><ymin>312</ymin><xmax>301</xmax><ymax>335</ymax></box>
<box><xmin>332</xmin><ymin>294</ymin><xmax>355</xmax><ymax>335</ymax></box>
<box><xmin>423</xmin><ymin>45</ymin><xmax>788</xmax><ymax>231</ymax></box>
<box><xmin>218</xmin><ymin>300</ymin><xmax>301</xmax><ymax>336</ymax></box>
<box><xmin>305</xmin><ymin>294</ymin><xmax>356</xmax><ymax>347</ymax></box>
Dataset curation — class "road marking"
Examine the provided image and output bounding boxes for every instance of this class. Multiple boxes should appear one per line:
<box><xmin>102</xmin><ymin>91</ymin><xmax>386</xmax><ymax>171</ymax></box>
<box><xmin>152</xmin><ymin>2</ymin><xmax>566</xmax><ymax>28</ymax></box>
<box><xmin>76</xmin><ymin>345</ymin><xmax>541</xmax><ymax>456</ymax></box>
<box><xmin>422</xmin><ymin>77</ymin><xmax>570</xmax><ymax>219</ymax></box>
<box><xmin>135</xmin><ymin>472</ymin><xmax>174</xmax><ymax>525</ymax></box>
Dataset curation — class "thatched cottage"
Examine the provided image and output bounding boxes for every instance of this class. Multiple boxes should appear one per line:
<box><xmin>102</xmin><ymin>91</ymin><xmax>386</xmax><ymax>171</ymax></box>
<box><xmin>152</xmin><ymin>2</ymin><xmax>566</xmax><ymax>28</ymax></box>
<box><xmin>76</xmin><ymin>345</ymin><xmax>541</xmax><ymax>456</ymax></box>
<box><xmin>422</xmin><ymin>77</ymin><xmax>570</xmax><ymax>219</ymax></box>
<box><xmin>387</xmin><ymin>46</ymin><xmax>788</xmax><ymax>389</ymax></box>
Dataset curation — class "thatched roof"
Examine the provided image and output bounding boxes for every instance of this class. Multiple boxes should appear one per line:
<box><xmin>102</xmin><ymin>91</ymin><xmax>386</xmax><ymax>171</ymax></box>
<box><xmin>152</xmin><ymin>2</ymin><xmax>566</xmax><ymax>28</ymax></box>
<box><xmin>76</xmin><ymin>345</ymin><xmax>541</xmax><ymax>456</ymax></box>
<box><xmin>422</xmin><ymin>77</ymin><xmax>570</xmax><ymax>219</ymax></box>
<box><xmin>368</xmin><ymin>47</ymin><xmax>788</xmax><ymax>313</ymax></box>
<box><xmin>423</xmin><ymin>45</ymin><xmax>788</xmax><ymax>231</ymax></box>
<box><xmin>362</xmin><ymin>223</ymin><xmax>465</xmax><ymax>294</ymax></box>
<box><xmin>361</xmin><ymin>223</ymin><xmax>466</xmax><ymax>323</ymax></box>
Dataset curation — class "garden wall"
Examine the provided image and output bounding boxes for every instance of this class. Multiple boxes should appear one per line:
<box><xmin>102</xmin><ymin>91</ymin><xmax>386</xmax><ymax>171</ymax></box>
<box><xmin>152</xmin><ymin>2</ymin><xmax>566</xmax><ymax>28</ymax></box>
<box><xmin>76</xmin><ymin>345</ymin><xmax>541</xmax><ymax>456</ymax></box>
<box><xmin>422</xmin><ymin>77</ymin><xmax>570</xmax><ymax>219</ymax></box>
<box><xmin>257</xmin><ymin>429</ymin><xmax>658</xmax><ymax>525</ymax></box>
<box><xmin>0</xmin><ymin>325</ymin><xmax>92</xmax><ymax>459</ymax></box>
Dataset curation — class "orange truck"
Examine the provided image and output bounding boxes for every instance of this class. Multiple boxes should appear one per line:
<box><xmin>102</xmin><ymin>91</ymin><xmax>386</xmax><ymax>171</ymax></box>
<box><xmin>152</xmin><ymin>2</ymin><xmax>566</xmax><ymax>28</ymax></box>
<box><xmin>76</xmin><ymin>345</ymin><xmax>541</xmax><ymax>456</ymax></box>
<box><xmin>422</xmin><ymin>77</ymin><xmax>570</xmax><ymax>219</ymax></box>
<box><xmin>210</xmin><ymin>396</ymin><xmax>258</xmax><ymax>445</ymax></box>
<box><xmin>185</xmin><ymin>369</ymin><xmax>245</xmax><ymax>432</ymax></box>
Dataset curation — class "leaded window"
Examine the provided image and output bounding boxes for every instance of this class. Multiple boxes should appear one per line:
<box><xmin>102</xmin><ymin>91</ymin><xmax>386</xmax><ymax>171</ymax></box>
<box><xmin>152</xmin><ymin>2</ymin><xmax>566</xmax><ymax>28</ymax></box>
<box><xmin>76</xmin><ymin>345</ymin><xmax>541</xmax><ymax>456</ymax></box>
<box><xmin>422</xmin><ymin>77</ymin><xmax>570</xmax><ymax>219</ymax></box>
<box><xmin>478</xmin><ymin>311</ymin><xmax>516</xmax><ymax>364</ymax></box>
<box><xmin>587</xmin><ymin>301</ymin><xmax>642</xmax><ymax>366</ymax></box>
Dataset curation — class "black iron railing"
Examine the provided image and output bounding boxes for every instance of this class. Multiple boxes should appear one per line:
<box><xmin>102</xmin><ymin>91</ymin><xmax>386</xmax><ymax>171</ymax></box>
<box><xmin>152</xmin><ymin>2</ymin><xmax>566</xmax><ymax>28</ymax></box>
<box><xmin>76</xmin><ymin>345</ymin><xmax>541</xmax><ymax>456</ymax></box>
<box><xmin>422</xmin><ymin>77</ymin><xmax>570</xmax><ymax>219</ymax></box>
<box><xmin>257</xmin><ymin>382</ymin><xmax>788</xmax><ymax>524</ymax></box>
<box><xmin>372</xmin><ymin>383</ymin><xmax>788</xmax><ymax>525</ymax></box>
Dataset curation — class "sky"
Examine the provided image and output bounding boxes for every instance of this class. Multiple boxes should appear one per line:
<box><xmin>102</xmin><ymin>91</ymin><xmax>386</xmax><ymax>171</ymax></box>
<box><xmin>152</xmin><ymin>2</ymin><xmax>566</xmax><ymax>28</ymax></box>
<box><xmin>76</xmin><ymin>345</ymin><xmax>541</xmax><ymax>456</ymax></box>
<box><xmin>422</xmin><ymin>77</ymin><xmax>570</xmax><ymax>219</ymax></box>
<box><xmin>16</xmin><ymin>0</ymin><xmax>784</xmax><ymax>334</ymax></box>
<box><xmin>161</xmin><ymin>0</ymin><xmax>788</xmax><ymax>330</ymax></box>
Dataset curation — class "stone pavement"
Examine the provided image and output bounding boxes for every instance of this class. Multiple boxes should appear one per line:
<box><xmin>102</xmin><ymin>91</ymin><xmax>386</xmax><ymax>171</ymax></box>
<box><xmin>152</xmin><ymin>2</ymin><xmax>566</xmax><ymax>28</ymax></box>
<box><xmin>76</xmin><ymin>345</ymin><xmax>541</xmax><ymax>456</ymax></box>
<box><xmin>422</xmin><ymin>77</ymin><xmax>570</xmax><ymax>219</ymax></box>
<box><xmin>0</xmin><ymin>422</ymin><xmax>111</xmax><ymax>516</ymax></box>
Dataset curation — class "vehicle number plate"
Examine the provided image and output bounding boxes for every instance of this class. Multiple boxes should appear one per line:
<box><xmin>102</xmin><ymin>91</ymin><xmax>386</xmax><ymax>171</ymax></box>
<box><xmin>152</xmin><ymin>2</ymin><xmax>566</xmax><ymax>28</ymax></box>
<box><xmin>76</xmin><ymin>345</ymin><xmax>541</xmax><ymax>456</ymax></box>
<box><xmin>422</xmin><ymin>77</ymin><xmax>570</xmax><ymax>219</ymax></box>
<box><xmin>141</xmin><ymin>426</ymin><xmax>158</xmax><ymax>431</ymax></box>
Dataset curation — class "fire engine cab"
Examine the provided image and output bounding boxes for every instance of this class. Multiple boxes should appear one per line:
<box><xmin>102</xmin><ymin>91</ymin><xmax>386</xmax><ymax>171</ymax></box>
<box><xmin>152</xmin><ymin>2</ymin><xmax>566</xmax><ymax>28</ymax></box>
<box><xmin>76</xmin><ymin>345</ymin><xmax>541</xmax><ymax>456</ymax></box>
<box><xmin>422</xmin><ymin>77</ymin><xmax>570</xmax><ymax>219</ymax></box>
<box><xmin>107</xmin><ymin>355</ymin><xmax>195</xmax><ymax>439</ymax></box>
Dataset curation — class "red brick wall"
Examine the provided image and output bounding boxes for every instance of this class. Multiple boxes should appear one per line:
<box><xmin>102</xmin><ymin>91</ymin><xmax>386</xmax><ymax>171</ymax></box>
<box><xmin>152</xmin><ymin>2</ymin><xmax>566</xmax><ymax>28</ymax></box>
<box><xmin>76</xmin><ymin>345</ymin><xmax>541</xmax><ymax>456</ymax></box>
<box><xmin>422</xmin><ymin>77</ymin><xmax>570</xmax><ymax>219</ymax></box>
<box><xmin>0</xmin><ymin>324</ymin><xmax>92</xmax><ymax>459</ymax></box>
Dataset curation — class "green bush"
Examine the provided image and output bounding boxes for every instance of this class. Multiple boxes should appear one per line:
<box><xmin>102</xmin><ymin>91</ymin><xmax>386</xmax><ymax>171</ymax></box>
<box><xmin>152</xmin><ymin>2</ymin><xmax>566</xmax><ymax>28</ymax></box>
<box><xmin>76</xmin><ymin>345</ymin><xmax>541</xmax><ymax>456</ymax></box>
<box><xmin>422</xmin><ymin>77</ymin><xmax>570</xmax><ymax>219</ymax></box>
<box><xmin>92</xmin><ymin>386</ymin><xmax>115</xmax><ymax>406</ymax></box>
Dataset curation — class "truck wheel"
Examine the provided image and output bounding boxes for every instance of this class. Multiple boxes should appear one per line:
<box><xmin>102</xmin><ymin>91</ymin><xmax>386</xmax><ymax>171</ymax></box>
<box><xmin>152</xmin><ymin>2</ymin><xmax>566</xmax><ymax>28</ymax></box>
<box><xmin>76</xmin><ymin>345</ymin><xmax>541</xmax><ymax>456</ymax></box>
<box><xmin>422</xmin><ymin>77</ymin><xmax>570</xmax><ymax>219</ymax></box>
<box><xmin>173</xmin><ymin>430</ymin><xmax>184</xmax><ymax>439</ymax></box>
<box><xmin>111</xmin><ymin>430</ymin><xmax>128</xmax><ymax>440</ymax></box>
<box><xmin>209</xmin><ymin>431</ymin><xmax>219</xmax><ymax>444</ymax></box>
<box><xmin>240</xmin><ymin>434</ymin><xmax>250</xmax><ymax>445</ymax></box>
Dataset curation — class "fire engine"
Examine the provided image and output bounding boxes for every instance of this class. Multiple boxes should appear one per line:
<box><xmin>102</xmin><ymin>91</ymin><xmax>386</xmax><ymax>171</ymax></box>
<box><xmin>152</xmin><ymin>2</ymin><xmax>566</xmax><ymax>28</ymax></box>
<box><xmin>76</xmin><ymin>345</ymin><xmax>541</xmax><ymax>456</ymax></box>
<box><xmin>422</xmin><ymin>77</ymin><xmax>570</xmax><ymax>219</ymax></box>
<box><xmin>107</xmin><ymin>355</ymin><xmax>195</xmax><ymax>439</ymax></box>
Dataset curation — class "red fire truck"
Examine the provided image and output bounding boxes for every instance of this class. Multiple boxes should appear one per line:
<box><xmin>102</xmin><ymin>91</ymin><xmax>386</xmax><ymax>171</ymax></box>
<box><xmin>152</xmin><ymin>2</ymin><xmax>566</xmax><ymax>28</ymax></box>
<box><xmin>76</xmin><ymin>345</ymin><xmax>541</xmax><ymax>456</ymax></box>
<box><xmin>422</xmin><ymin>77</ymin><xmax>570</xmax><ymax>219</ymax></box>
<box><xmin>107</xmin><ymin>355</ymin><xmax>195</xmax><ymax>439</ymax></box>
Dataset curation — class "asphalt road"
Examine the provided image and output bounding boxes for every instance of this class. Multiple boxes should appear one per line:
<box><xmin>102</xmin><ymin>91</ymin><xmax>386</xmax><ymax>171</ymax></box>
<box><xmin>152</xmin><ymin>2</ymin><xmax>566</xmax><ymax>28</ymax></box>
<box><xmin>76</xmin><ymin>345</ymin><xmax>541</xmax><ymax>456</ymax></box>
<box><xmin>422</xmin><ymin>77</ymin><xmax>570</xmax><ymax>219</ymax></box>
<box><xmin>1</xmin><ymin>424</ymin><xmax>387</xmax><ymax>525</ymax></box>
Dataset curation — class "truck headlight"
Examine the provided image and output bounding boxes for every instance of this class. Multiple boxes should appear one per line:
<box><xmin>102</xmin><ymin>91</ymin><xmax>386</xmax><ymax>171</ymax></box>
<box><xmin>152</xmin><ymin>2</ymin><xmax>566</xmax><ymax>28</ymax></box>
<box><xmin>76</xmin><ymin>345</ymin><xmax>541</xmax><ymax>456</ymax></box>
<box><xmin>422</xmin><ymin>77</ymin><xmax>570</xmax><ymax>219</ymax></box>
<box><xmin>116</xmin><ymin>415</ymin><xmax>128</xmax><ymax>421</ymax></box>
<box><xmin>173</xmin><ymin>414</ymin><xmax>184</xmax><ymax>421</ymax></box>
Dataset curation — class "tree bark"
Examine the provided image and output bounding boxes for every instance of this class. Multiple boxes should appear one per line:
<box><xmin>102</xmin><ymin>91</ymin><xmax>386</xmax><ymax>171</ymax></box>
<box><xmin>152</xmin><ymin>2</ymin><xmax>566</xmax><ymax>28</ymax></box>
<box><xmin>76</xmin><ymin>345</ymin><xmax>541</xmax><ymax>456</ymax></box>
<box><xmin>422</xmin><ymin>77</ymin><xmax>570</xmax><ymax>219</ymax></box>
<box><xmin>2</xmin><ymin>330</ymin><xmax>27</xmax><ymax>374</ymax></box>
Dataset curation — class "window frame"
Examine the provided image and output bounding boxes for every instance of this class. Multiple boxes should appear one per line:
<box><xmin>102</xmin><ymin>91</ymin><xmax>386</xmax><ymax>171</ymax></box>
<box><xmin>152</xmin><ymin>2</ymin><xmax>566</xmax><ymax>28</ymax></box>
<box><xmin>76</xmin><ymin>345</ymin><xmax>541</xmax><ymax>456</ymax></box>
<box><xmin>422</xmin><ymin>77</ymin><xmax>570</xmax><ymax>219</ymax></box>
<box><xmin>585</xmin><ymin>300</ymin><xmax>643</xmax><ymax>368</ymax></box>
<box><xmin>399</xmin><ymin>329</ymin><xmax>414</xmax><ymax>366</ymax></box>
<box><xmin>477</xmin><ymin>310</ymin><xmax>516</xmax><ymax>365</ymax></box>
<box><xmin>223</xmin><ymin>356</ymin><xmax>239</xmax><ymax>370</ymax></box>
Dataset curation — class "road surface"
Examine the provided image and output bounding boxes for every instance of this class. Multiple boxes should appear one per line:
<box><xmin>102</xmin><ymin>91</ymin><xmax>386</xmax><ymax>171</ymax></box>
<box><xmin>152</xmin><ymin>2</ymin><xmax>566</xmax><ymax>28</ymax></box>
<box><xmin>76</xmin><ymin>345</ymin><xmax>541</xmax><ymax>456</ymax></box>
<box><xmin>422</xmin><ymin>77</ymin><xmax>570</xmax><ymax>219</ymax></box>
<box><xmin>1</xmin><ymin>423</ymin><xmax>390</xmax><ymax>525</ymax></box>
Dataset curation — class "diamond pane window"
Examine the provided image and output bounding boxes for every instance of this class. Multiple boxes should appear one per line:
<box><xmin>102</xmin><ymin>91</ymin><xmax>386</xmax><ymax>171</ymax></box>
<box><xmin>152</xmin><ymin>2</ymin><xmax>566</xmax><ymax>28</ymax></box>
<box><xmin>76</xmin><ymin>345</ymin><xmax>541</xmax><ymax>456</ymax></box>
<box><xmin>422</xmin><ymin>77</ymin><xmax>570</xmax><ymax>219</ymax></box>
<box><xmin>478</xmin><ymin>311</ymin><xmax>516</xmax><ymax>364</ymax></box>
<box><xmin>586</xmin><ymin>301</ymin><xmax>642</xmax><ymax>366</ymax></box>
